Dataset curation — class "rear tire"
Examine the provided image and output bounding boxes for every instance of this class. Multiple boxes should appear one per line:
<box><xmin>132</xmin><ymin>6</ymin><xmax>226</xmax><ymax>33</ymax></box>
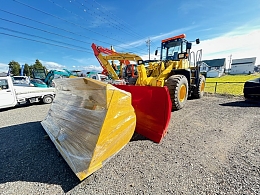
<box><xmin>165</xmin><ymin>75</ymin><xmax>188</xmax><ymax>110</ymax></box>
<box><xmin>193</xmin><ymin>75</ymin><xmax>205</xmax><ymax>99</ymax></box>
<box><xmin>42</xmin><ymin>95</ymin><xmax>53</xmax><ymax>104</ymax></box>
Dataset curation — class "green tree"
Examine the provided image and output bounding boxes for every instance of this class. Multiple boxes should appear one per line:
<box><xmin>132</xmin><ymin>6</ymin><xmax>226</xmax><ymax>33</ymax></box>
<box><xmin>8</xmin><ymin>61</ymin><xmax>20</xmax><ymax>76</ymax></box>
<box><xmin>24</xmin><ymin>63</ymin><xmax>30</xmax><ymax>77</ymax></box>
<box><xmin>29</xmin><ymin>59</ymin><xmax>47</xmax><ymax>78</ymax></box>
<box><xmin>31</xmin><ymin>59</ymin><xmax>46</xmax><ymax>70</ymax></box>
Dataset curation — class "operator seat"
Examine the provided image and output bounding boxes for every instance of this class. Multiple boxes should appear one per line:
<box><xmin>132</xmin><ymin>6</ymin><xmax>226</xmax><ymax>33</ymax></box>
<box><xmin>173</xmin><ymin>52</ymin><xmax>178</xmax><ymax>60</ymax></box>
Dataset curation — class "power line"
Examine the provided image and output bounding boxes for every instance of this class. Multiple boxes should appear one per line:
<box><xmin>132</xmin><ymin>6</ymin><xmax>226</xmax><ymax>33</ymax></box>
<box><xmin>0</xmin><ymin>7</ymin><xmax>147</xmax><ymax>54</ymax></box>
<box><xmin>69</xmin><ymin>0</ymin><xmax>140</xmax><ymax>39</ymax></box>
<box><xmin>0</xmin><ymin>9</ymin><xmax>133</xmax><ymax>52</ymax></box>
<box><xmin>0</xmin><ymin>17</ymin><xmax>92</xmax><ymax>45</ymax></box>
<box><xmin>13</xmin><ymin>0</ymin><xmax>132</xmax><ymax>45</ymax></box>
<box><xmin>47</xmin><ymin>0</ymin><xmax>119</xmax><ymax>39</ymax></box>
<box><xmin>91</xmin><ymin>0</ymin><xmax>144</xmax><ymax>39</ymax></box>
<box><xmin>46</xmin><ymin>0</ymin><xmax>148</xmax><ymax>53</ymax></box>
<box><xmin>0</xmin><ymin>26</ymin><xmax>91</xmax><ymax>51</ymax></box>
<box><xmin>0</xmin><ymin>32</ymin><xmax>93</xmax><ymax>53</ymax></box>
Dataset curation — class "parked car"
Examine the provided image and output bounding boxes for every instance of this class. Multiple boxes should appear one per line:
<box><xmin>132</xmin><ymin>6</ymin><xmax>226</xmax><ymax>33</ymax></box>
<box><xmin>243</xmin><ymin>77</ymin><xmax>260</xmax><ymax>99</ymax></box>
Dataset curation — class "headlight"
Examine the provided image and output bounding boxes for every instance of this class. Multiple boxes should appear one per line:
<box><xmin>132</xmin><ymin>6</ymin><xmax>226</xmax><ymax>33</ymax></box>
<box><xmin>178</xmin><ymin>53</ymin><xmax>185</xmax><ymax>59</ymax></box>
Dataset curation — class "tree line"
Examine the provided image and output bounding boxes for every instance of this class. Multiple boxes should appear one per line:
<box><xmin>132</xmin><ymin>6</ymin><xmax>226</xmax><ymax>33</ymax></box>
<box><xmin>8</xmin><ymin>59</ymin><xmax>46</xmax><ymax>77</ymax></box>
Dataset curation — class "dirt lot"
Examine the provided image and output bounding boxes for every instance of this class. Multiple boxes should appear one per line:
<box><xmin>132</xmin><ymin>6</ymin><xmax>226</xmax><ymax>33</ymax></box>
<box><xmin>0</xmin><ymin>96</ymin><xmax>259</xmax><ymax>195</ymax></box>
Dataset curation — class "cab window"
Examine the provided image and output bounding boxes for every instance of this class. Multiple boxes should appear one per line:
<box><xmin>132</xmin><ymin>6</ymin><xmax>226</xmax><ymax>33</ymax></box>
<box><xmin>0</xmin><ymin>79</ymin><xmax>9</xmax><ymax>90</ymax></box>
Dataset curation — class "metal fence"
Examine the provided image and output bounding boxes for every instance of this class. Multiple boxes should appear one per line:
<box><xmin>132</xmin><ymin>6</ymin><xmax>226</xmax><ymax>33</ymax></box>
<box><xmin>205</xmin><ymin>82</ymin><xmax>245</xmax><ymax>96</ymax></box>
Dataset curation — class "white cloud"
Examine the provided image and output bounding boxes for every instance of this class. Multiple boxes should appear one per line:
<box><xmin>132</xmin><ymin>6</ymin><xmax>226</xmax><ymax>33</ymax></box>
<box><xmin>41</xmin><ymin>61</ymin><xmax>66</xmax><ymax>70</ymax></box>
<box><xmin>140</xmin><ymin>54</ymin><xmax>159</xmax><ymax>61</ymax></box>
<box><xmin>72</xmin><ymin>57</ymin><xmax>92</xmax><ymax>64</ymax></box>
<box><xmin>116</xmin><ymin>26</ymin><xmax>197</xmax><ymax>49</ymax></box>
<box><xmin>192</xmin><ymin>28</ymin><xmax>260</xmax><ymax>65</ymax></box>
<box><xmin>178</xmin><ymin>0</ymin><xmax>206</xmax><ymax>15</ymax></box>
<box><xmin>116</xmin><ymin>26</ymin><xmax>260</xmax><ymax>68</ymax></box>
<box><xmin>81</xmin><ymin>65</ymin><xmax>103</xmax><ymax>72</ymax></box>
<box><xmin>0</xmin><ymin>63</ymin><xmax>9</xmax><ymax>73</ymax></box>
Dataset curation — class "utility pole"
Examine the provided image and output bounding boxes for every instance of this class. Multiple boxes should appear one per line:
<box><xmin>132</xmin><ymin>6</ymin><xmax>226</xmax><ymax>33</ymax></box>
<box><xmin>228</xmin><ymin>54</ymin><xmax>232</xmax><ymax>73</ymax></box>
<box><xmin>145</xmin><ymin>38</ymin><xmax>151</xmax><ymax>60</ymax></box>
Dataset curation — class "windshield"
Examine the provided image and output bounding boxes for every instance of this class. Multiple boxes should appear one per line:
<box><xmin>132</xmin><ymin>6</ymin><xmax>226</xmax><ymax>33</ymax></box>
<box><xmin>161</xmin><ymin>40</ymin><xmax>186</xmax><ymax>61</ymax></box>
<box><xmin>33</xmin><ymin>69</ymin><xmax>46</xmax><ymax>80</ymax></box>
<box><xmin>161</xmin><ymin>45</ymin><xmax>181</xmax><ymax>61</ymax></box>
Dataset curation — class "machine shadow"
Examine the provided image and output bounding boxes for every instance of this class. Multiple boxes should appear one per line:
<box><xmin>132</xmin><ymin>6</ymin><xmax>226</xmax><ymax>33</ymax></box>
<box><xmin>219</xmin><ymin>100</ymin><xmax>260</xmax><ymax>107</ymax></box>
<box><xmin>0</xmin><ymin>102</ymin><xmax>44</xmax><ymax>112</ymax></box>
<box><xmin>130</xmin><ymin>132</ymin><xmax>149</xmax><ymax>142</ymax></box>
<box><xmin>0</xmin><ymin>122</ymin><xmax>80</xmax><ymax>192</ymax></box>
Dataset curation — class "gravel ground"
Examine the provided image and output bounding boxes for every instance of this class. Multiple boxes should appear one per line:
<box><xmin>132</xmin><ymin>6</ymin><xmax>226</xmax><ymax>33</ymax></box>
<box><xmin>0</xmin><ymin>96</ymin><xmax>259</xmax><ymax>195</ymax></box>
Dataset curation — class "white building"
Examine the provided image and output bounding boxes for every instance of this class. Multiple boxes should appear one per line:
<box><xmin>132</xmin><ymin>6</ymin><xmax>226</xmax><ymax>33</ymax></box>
<box><xmin>230</xmin><ymin>57</ymin><xmax>256</xmax><ymax>74</ymax></box>
<box><xmin>200</xmin><ymin>58</ymin><xmax>226</xmax><ymax>78</ymax></box>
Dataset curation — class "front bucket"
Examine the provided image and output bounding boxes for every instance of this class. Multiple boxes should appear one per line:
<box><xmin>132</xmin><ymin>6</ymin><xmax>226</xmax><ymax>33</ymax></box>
<box><xmin>114</xmin><ymin>85</ymin><xmax>172</xmax><ymax>143</ymax></box>
<box><xmin>41</xmin><ymin>78</ymin><xmax>136</xmax><ymax>181</ymax></box>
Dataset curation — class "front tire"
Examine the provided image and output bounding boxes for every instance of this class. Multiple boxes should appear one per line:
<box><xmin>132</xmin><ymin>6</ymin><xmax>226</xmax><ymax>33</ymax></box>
<box><xmin>42</xmin><ymin>95</ymin><xmax>53</xmax><ymax>104</ymax></box>
<box><xmin>165</xmin><ymin>75</ymin><xmax>188</xmax><ymax>110</ymax></box>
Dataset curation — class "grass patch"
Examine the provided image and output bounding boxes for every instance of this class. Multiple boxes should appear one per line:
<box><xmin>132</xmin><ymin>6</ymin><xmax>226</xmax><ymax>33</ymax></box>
<box><xmin>205</xmin><ymin>73</ymin><xmax>260</xmax><ymax>96</ymax></box>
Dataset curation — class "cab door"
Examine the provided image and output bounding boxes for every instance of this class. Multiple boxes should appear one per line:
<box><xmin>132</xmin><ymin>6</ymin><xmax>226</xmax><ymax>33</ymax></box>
<box><xmin>0</xmin><ymin>78</ymin><xmax>16</xmax><ymax>109</ymax></box>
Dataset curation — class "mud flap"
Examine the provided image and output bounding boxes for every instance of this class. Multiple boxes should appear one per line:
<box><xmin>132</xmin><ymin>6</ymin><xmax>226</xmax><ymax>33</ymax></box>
<box><xmin>114</xmin><ymin>85</ymin><xmax>172</xmax><ymax>143</ymax></box>
<box><xmin>41</xmin><ymin>78</ymin><xmax>136</xmax><ymax>181</ymax></box>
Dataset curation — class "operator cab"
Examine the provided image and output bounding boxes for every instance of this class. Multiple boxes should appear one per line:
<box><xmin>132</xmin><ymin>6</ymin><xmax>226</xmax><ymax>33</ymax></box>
<box><xmin>32</xmin><ymin>68</ymin><xmax>47</xmax><ymax>81</ymax></box>
<box><xmin>155</xmin><ymin>34</ymin><xmax>199</xmax><ymax>61</ymax></box>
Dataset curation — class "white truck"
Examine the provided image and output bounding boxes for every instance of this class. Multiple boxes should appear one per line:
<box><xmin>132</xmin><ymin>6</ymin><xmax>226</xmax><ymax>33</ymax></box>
<box><xmin>0</xmin><ymin>76</ymin><xmax>55</xmax><ymax>109</ymax></box>
<box><xmin>86</xmin><ymin>72</ymin><xmax>108</xmax><ymax>81</ymax></box>
<box><xmin>86</xmin><ymin>72</ymin><xmax>125</xmax><ymax>84</ymax></box>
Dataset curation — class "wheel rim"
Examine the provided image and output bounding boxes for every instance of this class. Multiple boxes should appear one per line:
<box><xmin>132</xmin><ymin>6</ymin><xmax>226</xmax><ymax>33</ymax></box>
<box><xmin>45</xmin><ymin>97</ymin><xmax>52</xmax><ymax>103</ymax></box>
<box><xmin>200</xmin><ymin>81</ymin><xmax>205</xmax><ymax>92</ymax></box>
<box><xmin>179</xmin><ymin>84</ymin><xmax>187</xmax><ymax>102</ymax></box>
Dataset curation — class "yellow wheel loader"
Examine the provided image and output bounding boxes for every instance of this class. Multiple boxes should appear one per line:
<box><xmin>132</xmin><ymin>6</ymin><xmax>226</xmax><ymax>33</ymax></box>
<box><xmin>92</xmin><ymin>34</ymin><xmax>205</xmax><ymax>111</ymax></box>
<box><xmin>136</xmin><ymin>34</ymin><xmax>206</xmax><ymax>110</ymax></box>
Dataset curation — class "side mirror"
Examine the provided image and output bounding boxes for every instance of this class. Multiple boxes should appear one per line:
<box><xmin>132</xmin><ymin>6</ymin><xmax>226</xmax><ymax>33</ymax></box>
<box><xmin>186</xmin><ymin>42</ymin><xmax>192</xmax><ymax>49</ymax></box>
<box><xmin>196</xmin><ymin>38</ymin><xmax>200</xmax><ymax>44</ymax></box>
<box><xmin>155</xmin><ymin>50</ymin><xmax>158</xmax><ymax>56</ymax></box>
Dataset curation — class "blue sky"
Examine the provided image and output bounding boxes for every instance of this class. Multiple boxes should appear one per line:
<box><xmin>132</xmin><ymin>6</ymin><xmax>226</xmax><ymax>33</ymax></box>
<box><xmin>0</xmin><ymin>0</ymin><xmax>260</xmax><ymax>73</ymax></box>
